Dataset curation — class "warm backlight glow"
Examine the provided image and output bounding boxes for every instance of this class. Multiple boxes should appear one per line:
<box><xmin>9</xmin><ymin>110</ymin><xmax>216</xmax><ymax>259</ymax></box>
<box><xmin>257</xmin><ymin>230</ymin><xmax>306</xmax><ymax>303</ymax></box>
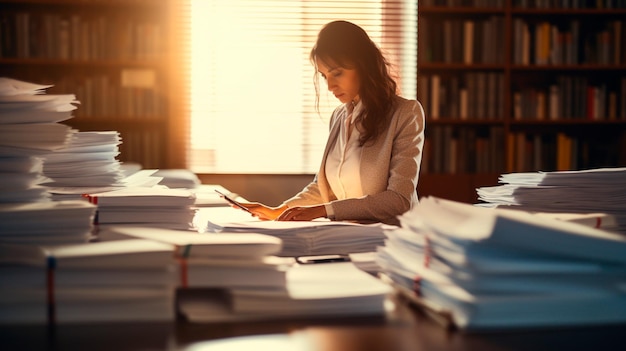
<box><xmin>189</xmin><ymin>1</ymin><xmax>414</xmax><ymax>173</ymax></box>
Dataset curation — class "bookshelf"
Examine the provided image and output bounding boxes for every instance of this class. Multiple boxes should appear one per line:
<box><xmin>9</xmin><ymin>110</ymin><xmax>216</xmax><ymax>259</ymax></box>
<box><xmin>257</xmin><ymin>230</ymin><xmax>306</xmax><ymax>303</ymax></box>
<box><xmin>417</xmin><ymin>0</ymin><xmax>626</xmax><ymax>203</ymax></box>
<box><xmin>0</xmin><ymin>0</ymin><xmax>186</xmax><ymax>169</ymax></box>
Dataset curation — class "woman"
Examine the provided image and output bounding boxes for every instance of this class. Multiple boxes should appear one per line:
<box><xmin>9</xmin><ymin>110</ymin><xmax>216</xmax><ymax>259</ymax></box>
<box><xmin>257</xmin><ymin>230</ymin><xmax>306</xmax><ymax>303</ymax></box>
<box><xmin>242</xmin><ymin>20</ymin><xmax>425</xmax><ymax>225</ymax></box>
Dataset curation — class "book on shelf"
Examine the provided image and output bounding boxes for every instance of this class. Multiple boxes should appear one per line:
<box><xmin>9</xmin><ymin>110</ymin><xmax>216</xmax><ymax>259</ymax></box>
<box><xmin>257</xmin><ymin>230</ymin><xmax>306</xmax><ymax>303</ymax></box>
<box><xmin>425</xmin><ymin>126</ymin><xmax>504</xmax><ymax>174</ymax></box>
<box><xmin>422</xmin><ymin>72</ymin><xmax>504</xmax><ymax>120</ymax></box>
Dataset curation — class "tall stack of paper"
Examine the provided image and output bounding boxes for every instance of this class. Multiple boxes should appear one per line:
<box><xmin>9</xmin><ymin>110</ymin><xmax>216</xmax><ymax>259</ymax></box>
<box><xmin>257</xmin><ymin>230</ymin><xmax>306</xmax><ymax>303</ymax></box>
<box><xmin>199</xmin><ymin>207</ymin><xmax>392</xmax><ymax>257</ymax></box>
<box><xmin>0</xmin><ymin>77</ymin><xmax>77</xmax><ymax>203</ymax></box>
<box><xmin>179</xmin><ymin>261</ymin><xmax>392</xmax><ymax>322</ymax></box>
<box><xmin>0</xmin><ymin>239</ymin><xmax>177</xmax><ymax>324</ymax></box>
<box><xmin>100</xmin><ymin>226</ymin><xmax>288</xmax><ymax>289</ymax></box>
<box><xmin>476</xmin><ymin>167</ymin><xmax>626</xmax><ymax>234</ymax></box>
<box><xmin>85</xmin><ymin>187</ymin><xmax>198</xmax><ymax>230</ymax></box>
<box><xmin>377</xmin><ymin>196</ymin><xmax>626</xmax><ymax>330</ymax></box>
<box><xmin>42</xmin><ymin>131</ymin><xmax>126</xmax><ymax>189</ymax></box>
<box><xmin>0</xmin><ymin>77</ymin><xmax>97</xmax><ymax>245</ymax></box>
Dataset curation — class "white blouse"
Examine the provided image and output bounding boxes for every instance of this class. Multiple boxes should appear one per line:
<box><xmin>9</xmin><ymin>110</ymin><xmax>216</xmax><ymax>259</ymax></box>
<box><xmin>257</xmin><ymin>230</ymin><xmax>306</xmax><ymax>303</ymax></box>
<box><xmin>325</xmin><ymin>100</ymin><xmax>364</xmax><ymax>200</ymax></box>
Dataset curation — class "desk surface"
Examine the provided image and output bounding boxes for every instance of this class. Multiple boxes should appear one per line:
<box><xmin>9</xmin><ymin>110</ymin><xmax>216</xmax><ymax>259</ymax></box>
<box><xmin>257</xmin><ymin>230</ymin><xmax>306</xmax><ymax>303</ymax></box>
<box><xmin>1</xmin><ymin>294</ymin><xmax>624</xmax><ymax>351</ymax></box>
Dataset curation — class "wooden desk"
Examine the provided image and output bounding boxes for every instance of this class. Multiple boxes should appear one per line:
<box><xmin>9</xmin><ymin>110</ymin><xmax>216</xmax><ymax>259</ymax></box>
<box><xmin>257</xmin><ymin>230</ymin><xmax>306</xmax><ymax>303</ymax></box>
<box><xmin>1</xmin><ymin>294</ymin><xmax>623</xmax><ymax>351</ymax></box>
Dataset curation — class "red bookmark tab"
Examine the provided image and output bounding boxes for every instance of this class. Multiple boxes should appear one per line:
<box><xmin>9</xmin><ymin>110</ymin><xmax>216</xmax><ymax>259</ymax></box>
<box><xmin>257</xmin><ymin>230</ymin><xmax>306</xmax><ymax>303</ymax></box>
<box><xmin>46</xmin><ymin>256</ymin><xmax>56</xmax><ymax>325</ymax></box>
<box><xmin>177</xmin><ymin>257</ymin><xmax>188</xmax><ymax>289</ymax></box>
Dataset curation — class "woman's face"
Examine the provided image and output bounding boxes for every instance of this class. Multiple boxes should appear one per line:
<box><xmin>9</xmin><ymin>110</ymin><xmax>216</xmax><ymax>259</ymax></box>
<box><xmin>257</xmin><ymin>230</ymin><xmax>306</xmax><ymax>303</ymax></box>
<box><xmin>316</xmin><ymin>57</ymin><xmax>360</xmax><ymax>104</ymax></box>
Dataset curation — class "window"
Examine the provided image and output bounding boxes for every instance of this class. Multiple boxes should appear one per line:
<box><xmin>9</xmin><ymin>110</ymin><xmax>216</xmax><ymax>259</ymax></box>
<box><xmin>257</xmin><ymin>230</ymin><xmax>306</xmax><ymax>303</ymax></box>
<box><xmin>187</xmin><ymin>0</ymin><xmax>417</xmax><ymax>174</ymax></box>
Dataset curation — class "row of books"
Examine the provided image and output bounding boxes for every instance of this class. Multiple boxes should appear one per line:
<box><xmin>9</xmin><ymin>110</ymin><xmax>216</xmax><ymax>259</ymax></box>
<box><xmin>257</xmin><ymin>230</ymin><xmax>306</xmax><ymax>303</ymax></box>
<box><xmin>513</xmin><ymin>19</ymin><xmax>625</xmax><ymax>66</ymax></box>
<box><xmin>115</xmin><ymin>129</ymin><xmax>166</xmax><ymax>169</ymax></box>
<box><xmin>422</xmin><ymin>0</ymin><xmax>625</xmax><ymax>8</ymax></box>
<box><xmin>422</xmin><ymin>126</ymin><xmax>505</xmax><ymax>174</ymax></box>
<box><xmin>46</xmin><ymin>73</ymin><xmax>166</xmax><ymax>119</ymax></box>
<box><xmin>0</xmin><ymin>13</ymin><xmax>163</xmax><ymax>60</ymax></box>
<box><xmin>423</xmin><ymin>126</ymin><xmax>624</xmax><ymax>175</ymax></box>
<box><xmin>419</xmin><ymin>73</ymin><xmax>504</xmax><ymax>120</ymax></box>
<box><xmin>506</xmin><ymin>131</ymin><xmax>623</xmax><ymax>173</ymax></box>
<box><xmin>513</xmin><ymin>76</ymin><xmax>626</xmax><ymax>121</ymax></box>
<box><xmin>420</xmin><ymin>73</ymin><xmax>626</xmax><ymax>121</ymax></box>
<box><xmin>514</xmin><ymin>0</ymin><xmax>626</xmax><ymax>8</ymax></box>
<box><xmin>421</xmin><ymin>0</ymin><xmax>504</xmax><ymax>7</ymax></box>
<box><xmin>419</xmin><ymin>17</ymin><xmax>505</xmax><ymax>64</ymax></box>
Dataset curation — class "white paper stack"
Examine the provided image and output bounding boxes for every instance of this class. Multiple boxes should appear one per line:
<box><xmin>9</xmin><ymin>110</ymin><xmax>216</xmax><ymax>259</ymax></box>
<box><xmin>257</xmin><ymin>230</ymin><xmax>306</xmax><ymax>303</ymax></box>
<box><xmin>100</xmin><ymin>226</ymin><xmax>288</xmax><ymax>289</ymax></box>
<box><xmin>200</xmin><ymin>207</ymin><xmax>392</xmax><ymax>257</ymax></box>
<box><xmin>476</xmin><ymin>167</ymin><xmax>626</xmax><ymax>234</ymax></box>
<box><xmin>179</xmin><ymin>261</ymin><xmax>392</xmax><ymax>322</ymax></box>
<box><xmin>0</xmin><ymin>200</ymin><xmax>96</xmax><ymax>245</ymax></box>
<box><xmin>42</xmin><ymin>131</ymin><xmax>126</xmax><ymax>188</ymax></box>
<box><xmin>0</xmin><ymin>78</ymin><xmax>98</xmax><ymax>246</ymax></box>
<box><xmin>0</xmin><ymin>239</ymin><xmax>177</xmax><ymax>324</ymax></box>
<box><xmin>152</xmin><ymin>169</ymin><xmax>201</xmax><ymax>189</ymax></box>
<box><xmin>377</xmin><ymin>196</ymin><xmax>626</xmax><ymax>331</ymax></box>
<box><xmin>0</xmin><ymin>77</ymin><xmax>77</xmax><ymax>203</ymax></box>
<box><xmin>86</xmin><ymin>187</ymin><xmax>198</xmax><ymax>230</ymax></box>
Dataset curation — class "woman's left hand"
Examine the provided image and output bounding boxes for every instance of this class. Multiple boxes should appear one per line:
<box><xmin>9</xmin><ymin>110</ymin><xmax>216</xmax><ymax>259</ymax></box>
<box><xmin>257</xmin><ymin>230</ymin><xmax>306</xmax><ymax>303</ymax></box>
<box><xmin>276</xmin><ymin>205</ymin><xmax>327</xmax><ymax>221</ymax></box>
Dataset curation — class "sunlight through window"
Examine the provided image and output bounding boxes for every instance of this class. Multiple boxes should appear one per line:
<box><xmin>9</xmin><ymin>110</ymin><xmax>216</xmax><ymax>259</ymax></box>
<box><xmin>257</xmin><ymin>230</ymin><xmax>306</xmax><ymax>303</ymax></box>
<box><xmin>189</xmin><ymin>0</ymin><xmax>416</xmax><ymax>174</ymax></box>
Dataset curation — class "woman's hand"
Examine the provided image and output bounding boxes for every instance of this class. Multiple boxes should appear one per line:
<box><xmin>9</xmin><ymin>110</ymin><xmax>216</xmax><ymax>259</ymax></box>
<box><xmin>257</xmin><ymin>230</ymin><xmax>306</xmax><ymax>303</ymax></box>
<box><xmin>276</xmin><ymin>205</ymin><xmax>327</xmax><ymax>221</ymax></box>
<box><xmin>240</xmin><ymin>203</ymin><xmax>287</xmax><ymax>221</ymax></box>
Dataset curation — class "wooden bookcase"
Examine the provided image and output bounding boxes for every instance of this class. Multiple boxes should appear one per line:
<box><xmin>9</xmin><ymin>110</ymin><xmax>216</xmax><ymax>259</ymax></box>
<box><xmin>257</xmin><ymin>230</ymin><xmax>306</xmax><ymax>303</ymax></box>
<box><xmin>0</xmin><ymin>0</ymin><xmax>187</xmax><ymax>169</ymax></box>
<box><xmin>417</xmin><ymin>0</ymin><xmax>626</xmax><ymax>203</ymax></box>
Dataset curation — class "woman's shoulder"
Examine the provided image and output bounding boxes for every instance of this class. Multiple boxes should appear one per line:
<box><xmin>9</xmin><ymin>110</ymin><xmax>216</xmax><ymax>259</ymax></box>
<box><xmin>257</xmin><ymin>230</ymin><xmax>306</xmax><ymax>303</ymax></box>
<box><xmin>393</xmin><ymin>95</ymin><xmax>421</xmax><ymax>109</ymax></box>
<box><xmin>392</xmin><ymin>95</ymin><xmax>425</xmax><ymax>118</ymax></box>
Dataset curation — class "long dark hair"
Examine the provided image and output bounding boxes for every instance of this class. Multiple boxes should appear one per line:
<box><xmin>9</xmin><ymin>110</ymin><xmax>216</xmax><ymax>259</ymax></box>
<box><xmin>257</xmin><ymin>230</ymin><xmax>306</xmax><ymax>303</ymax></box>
<box><xmin>310</xmin><ymin>20</ymin><xmax>398</xmax><ymax>146</ymax></box>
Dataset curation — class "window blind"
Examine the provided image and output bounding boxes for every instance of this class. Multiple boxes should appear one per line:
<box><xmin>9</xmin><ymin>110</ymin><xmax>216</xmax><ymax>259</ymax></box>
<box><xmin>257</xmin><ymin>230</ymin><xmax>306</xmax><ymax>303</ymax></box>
<box><xmin>185</xmin><ymin>0</ymin><xmax>417</xmax><ymax>174</ymax></box>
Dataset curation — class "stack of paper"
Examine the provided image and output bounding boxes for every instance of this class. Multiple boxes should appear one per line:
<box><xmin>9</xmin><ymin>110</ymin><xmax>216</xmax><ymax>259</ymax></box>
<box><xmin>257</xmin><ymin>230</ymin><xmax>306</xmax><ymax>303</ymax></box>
<box><xmin>377</xmin><ymin>196</ymin><xmax>626</xmax><ymax>330</ymax></box>
<box><xmin>0</xmin><ymin>239</ymin><xmax>177</xmax><ymax>324</ymax></box>
<box><xmin>201</xmin><ymin>207</ymin><xmax>392</xmax><ymax>257</ymax></box>
<box><xmin>50</xmin><ymin>169</ymin><xmax>167</xmax><ymax>203</ymax></box>
<box><xmin>0</xmin><ymin>78</ymin><xmax>98</xmax><ymax>245</ymax></box>
<box><xmin>152</xmin><ymin>169</ymin><xmax>201</xmax><ymax>189</ymax></box>
<box><xmin>100</xmin><ymin>226</ymin><xmax>288</xmax><ymax>289</ymax></box>
<box><xmin>83</xmin><ymin>186</ymin><xmax>198</xmax><ymax>230</ymax></box>
<box><xmin>41</xmin><ymin>131</ymin><xmax>126</xmax><ymax>188</ymax></box>
<box><xmin>0</xmin><ymin>77</ymin><xmax>77</xmax><ymax>203</ymax></box>
<box><xmin>0</xmin><ymin>200</ymin><xmax>96</xmax><ymax>245</ymax></box>
<box><xmin>179</xmin><ymin>261</ymin><xmax>392</xmax><ymax>322</ymax></box>
<box><xmin>476</xmin><ymin>167</ymin><xmax>626</xmax><ymax>234</ymax></box>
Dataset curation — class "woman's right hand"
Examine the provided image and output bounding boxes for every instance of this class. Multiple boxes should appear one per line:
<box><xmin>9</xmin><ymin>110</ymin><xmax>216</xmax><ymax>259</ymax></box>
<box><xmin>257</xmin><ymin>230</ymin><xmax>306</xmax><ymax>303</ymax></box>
<box><xmin>240</xmin><ymin>203</ymin><xmax>288</xmax><ymax>221</ymax></box>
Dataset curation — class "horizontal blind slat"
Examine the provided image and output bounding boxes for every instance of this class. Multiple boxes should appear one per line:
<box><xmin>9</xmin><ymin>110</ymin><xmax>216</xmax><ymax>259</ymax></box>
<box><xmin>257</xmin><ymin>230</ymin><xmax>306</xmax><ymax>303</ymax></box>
<box><xmin>186</xmin><ymin>0</ymin><xmax>416</xmax><ymax>173</ymax></box>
